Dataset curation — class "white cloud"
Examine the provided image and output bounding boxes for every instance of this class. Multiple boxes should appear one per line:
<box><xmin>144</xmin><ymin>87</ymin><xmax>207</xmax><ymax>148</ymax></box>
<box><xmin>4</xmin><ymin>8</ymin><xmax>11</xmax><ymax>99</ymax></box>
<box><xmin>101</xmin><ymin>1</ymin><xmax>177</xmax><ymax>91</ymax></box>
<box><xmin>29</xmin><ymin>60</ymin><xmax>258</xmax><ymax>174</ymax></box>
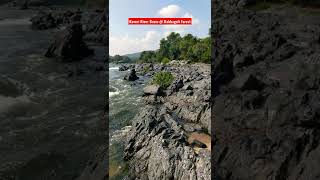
<box><xmin>110</xmin><ymin>31</ymin><xmax>163</xmax><ymax>55</ymax></box>
<box><xmin>162</xmin><ymin>12</ymin><xmax>200</xmax><ymax>34</ymax></box>
<box><xmin>182</xmin><ymin>12</ymin><xmax>200</xmax><ymax>25</ymax></box>
<box><xmin>158</xmin><ymin>4</ymin><xmax>181</xmax><ymax>17</ymax></box>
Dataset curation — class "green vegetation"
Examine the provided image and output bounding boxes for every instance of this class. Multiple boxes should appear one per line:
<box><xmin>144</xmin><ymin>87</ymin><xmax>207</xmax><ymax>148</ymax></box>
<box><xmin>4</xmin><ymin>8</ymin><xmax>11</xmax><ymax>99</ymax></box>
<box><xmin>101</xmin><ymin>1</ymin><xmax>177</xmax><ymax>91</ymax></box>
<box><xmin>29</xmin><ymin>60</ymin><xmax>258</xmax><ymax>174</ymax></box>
<box><xmin>161</xmin><ymin>57</ymin><xmax>170</xmax><ymax>64</ymax></box>
<box><xmin>125</xmin><ymin>52</ymin><xmax>142</xmax><ymax>61</ymax></box>
<box><xmin>109</xmin><ymin>55</ymin><xmax>132</xmax><ymax>63</ymax></box>
<box><xmin>139</xmin><ymin>31</ymin><xmax>211</xmax><ymax>64</ymax></box>
<box><xmin>139</xmin><ymin>51</ymin><xmax>157</xmax><ymax>63</ymax></box>
<box><xmin>151</xmin><ymin>72</ymin><xmax>174</xmax><ymax>89</ymax></box>
<box><xmin>142</xmin><ymin>66</ymin><xmax>151</xmax><ymax>75</ymax></box>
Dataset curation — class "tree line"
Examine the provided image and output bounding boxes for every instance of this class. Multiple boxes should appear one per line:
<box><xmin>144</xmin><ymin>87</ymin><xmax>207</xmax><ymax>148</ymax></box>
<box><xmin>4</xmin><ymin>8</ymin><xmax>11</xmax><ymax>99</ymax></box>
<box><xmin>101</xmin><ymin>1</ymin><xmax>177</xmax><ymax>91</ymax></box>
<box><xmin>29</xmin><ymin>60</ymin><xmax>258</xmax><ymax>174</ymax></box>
<box><xmin>139</xmin><ymin>32</ymin><xmax>211</xmax><ymax>64</ymax></box>
<box><xmin>109</xmin><ymin>30</ymin><xmax>211</xmax><ymax>64</ymax></box>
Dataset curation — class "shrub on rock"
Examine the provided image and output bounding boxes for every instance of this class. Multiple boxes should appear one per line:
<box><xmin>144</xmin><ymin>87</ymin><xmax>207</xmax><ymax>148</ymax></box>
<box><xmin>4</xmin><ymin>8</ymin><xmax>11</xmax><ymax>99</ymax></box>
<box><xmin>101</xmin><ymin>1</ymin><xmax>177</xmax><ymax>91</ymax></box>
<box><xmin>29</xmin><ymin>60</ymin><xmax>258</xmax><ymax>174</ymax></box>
<box><xmin>151</xmin><ymin>72</ymin><xmax>174</xmax><ymax>89</ymax></box>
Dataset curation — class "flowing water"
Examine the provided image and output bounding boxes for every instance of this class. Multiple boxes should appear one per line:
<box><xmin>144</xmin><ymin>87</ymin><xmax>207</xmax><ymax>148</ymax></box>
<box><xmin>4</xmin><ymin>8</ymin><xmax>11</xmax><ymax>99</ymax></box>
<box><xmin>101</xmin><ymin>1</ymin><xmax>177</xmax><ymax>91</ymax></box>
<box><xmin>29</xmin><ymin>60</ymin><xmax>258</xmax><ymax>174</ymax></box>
<box><xmin>109</xmin><ymin>64</ymin><xmax>145</xmax><ymax>179</ymax></box>
<box><xmin>0</xmin><ymin>9</ymin><xmax>107</xmax><ymax>179</ymax></box>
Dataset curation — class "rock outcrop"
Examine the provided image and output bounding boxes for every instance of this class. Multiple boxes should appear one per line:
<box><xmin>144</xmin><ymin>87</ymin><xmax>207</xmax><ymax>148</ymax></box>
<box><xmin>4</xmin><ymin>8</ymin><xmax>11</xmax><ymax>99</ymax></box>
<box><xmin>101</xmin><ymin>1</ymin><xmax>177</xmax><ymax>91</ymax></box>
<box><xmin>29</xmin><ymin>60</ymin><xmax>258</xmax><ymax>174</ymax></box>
<box><xmin>30</xmin><ymin>11</ymin><xmax>57</xmax><ymax>30</ymax></box>
<box><xmin>124</xmin><ymin>63</ymin><xmax>211</xmax><ymax>179</ymax></box>
<box><xmin>7</xmin><ymin>0</ymin><xmax>48</xmax><ymax>9</ymax></box>
<box><xmin>29</xmin><ymin>9</ymin><xmax>108</xmax><ymax>45</ymax></box>
<box><xmin>30</xmin><ymin>10</ymin><xmax>82</xmax><ymax>30</ymax></box>
<box><xmin>45</xmin><ymin>23</ymin><xmax>93</xmax><ymax>61</ymax></box>
<box><xmin>124</xmin><ymin>69</ymin><xmax>139</xmax><ymax>81</ymax></box>
<box><xmin>213</xmin><ymin>1</ymin><xmax>320</xmax><ymax>179</ymax></box>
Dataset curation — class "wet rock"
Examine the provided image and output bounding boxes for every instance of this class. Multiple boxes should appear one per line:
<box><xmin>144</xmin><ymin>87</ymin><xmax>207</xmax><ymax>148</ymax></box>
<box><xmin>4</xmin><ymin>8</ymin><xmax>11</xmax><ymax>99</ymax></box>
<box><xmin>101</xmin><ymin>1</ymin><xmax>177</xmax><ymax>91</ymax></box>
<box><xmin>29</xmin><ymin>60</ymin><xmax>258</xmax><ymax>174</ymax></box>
<box><xmin>31</xmin><ymin>11</ymin><xmax>57</xmax><ymax>30</ymax></box>
<box><xmin>45</xmin><ymin>23</ymin><xmax>94</xmax><ymax>61</ymax></box>
<box><xmin>119</xmin><ymin>65</ymin><xmax>129</xmax><ymax>71</ymax></box>
<box><xmin>124</xmin><ymin>69</ymin><xmax>138</xmax><ymax>81</ymax></box>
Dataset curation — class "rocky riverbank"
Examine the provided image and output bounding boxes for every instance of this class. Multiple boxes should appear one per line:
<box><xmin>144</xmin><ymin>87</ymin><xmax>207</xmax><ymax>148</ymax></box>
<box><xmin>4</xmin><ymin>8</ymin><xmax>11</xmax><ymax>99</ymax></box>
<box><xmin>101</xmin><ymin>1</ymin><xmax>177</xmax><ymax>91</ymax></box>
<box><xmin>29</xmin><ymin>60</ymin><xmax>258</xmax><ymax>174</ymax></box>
<box><xmin>213</xmin><ymin>0</ymin><xmax>320</xmax><ymax>179</ymax></box>
<box><xmin>119</xmin><ymin>63</ymin><xmax>211</xmax><ymax>179</ymax></box>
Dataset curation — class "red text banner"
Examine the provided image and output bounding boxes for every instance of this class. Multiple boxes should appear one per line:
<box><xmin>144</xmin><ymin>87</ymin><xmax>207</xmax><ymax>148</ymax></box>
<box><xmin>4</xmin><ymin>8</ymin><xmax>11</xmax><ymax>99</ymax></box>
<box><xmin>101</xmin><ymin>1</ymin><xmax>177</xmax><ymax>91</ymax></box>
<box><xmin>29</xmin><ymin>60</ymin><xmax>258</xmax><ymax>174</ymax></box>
<box><xmin>128</xmin><ymin>18</ymin><xmax>192</xmax><ymax>25</ymax></box>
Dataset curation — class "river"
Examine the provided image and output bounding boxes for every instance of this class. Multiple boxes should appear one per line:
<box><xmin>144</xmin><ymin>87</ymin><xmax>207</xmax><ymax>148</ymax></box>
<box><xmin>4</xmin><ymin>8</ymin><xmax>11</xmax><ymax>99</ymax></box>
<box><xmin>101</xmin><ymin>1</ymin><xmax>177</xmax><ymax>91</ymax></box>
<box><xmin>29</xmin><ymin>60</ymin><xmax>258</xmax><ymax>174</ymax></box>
<box><xmin>108</xmin><ymin>64</ymin><xmax>145</xmax><ymax>179</ymax></box>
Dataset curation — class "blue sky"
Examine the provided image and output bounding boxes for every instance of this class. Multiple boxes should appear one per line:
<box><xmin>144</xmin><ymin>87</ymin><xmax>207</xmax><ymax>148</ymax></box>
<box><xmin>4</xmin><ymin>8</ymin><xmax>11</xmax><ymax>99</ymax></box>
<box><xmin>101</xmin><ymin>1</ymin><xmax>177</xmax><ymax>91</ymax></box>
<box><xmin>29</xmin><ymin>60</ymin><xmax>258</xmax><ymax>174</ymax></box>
<box><xmin>109</xmin><ymin>0</ymin><xmax>211</xmax><ymax>55</ymax></box>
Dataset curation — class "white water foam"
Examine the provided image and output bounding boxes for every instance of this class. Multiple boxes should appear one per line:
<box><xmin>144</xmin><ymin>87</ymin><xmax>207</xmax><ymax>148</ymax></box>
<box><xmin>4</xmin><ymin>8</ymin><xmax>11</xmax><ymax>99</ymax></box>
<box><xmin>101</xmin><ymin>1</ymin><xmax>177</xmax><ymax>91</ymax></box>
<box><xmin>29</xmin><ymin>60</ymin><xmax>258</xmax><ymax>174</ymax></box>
<box><xmin>109</xmin><ymin>67</ymin><xmax>119</xmax><ymax>70</ymax></box>
<box><xmin>109</xmin><ymin>91</ymin><xmax>120</xmax><ymax>97</ymax></box>
<box><xmin>110</xmin><ymin>126</ymin><xmax>132</xmax><ymax>143</ymax></box>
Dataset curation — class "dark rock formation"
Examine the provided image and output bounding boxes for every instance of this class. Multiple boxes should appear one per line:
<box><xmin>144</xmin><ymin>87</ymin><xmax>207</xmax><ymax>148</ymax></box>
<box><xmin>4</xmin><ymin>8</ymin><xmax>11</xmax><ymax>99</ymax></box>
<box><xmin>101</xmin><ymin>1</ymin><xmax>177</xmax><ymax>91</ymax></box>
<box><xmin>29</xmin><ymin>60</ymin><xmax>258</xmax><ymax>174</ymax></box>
<box><xmin>30</xmin><ymin>11</ymin><xmax>57</xmax><ymax>30</ymax></box>
<box><xmin>124</xmin><ymin>63</ymin><xmax>211</xmax><ymax>179</ymax></box>
<box><xmin>213</xmin><ymin>1</ymin><xmax>320</xmax><ymax>179</ymax></box>
<box><xmin>28</xmin><ymin>8</ymin><xmax>107</xmax><ymax>45</ymax></box>
<box><xmin>124</xmin><ymin>69</ymin><xmax>139</xmax><ymax>81</ymax></box>
<box><xmin>45</xmin><ymin>23</ymin><xmax>93</xmax><ymax>61</ymax></box>
<box><xmin>30</xmin><ymin>10</ymin><xmax>82</xmax><ymax>30</ymax></box>
<box><xmin>82</xmin><ymin>9</ymin><xmax>108</xmax><ymax>45</ymax></box>
<box><xmin>8</xmin><ymin>0</ymin><xmax>48</xmax><ymax>9</ymax></box>
<box><xmin>119</xmin><ymin>64</ymin><xmax>130</xmax><ymax>71</ymax></box>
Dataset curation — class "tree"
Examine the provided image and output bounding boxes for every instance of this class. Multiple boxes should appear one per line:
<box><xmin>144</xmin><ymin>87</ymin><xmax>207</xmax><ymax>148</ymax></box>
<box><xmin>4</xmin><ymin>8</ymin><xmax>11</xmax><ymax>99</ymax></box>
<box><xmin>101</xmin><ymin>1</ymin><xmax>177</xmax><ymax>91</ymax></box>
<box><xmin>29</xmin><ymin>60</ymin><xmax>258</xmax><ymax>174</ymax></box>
<box><xmin>178</xmin><ymin>34</ymin><xmax>198</xmax><ymax>60</ymax></box>
<box><xmin>139</xmin><ymin>31</ymin><xmax>211</xmax><ymax>64</ymax></box>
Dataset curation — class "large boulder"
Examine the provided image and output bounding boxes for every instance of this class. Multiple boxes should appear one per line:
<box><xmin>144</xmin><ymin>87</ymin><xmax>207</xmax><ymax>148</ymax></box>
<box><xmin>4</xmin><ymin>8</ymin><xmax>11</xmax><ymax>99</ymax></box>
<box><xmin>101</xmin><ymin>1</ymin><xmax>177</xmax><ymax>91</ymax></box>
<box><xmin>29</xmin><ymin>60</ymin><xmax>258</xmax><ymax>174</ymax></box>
<box><xmin>45</xmin><ymin>23</ymin><xmax>93</xmax><ymax>61</ymax></box>
<box><xmin>124</xmin><ymin>69</ymin><xmax>139</xmax><ymax>81</ymax></box>
<box><xmin>143</xmin><ymin>85</ymin><xmax>161</xmax><ymax>96</ymax></box>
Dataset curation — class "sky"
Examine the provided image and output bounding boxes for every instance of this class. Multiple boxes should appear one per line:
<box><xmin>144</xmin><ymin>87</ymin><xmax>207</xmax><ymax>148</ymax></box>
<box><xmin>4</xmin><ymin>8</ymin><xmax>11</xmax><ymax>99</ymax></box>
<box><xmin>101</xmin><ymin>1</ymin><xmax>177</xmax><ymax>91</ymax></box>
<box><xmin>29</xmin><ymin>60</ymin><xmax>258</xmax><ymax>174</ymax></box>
<box><xmin>109</xmin><ymin>0</ymin><xmax>211</xmax><ymax>56</ymax></box>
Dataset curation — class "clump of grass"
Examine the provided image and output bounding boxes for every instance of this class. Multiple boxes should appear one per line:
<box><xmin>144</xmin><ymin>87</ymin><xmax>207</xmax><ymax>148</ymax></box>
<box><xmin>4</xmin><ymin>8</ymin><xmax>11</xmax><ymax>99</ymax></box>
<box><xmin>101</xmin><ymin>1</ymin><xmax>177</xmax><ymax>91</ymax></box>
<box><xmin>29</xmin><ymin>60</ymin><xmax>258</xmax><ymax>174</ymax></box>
<box><xmin>161</xmin><ymin>57</ymin><xmax>170</xmax><ymax>65</ymax></box>
<box><xmin>142</xmin><ymin>66</ymin><xmax>150</xmax><ymax>75</ymax></box>
<box><xmin>151</xmin><ymin>72</ymin><xmax>174</xmax><ymax>89</ymax></box>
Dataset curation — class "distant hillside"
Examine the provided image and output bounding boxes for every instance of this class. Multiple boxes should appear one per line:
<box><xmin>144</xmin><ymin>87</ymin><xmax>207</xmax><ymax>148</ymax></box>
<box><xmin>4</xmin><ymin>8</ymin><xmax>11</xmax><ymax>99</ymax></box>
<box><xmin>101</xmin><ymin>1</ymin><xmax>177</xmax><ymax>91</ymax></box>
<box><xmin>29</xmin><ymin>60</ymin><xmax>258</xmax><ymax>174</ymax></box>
<box><xmin>109</xmin><ymin>52</ymin><xmax>143</xmax><ymax>64</ymax></box>
<box><xmin>124</xmin><ymin>52</ymin><xmax>142</xmax><ymax>61</ymax></box>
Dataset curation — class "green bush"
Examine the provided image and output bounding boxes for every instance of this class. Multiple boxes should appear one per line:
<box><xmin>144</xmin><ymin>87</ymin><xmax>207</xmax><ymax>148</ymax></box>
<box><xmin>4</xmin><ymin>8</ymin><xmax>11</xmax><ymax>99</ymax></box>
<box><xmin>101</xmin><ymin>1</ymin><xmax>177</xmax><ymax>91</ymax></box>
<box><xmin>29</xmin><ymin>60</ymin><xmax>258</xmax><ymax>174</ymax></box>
<box><xmin>142</xmin><ymin>66</ymin><xmax>150</xmax><ymax>75</ymax></box>
<box><xmin>161</xmin><ymin>57</ymin><xmax>170</xmax><ymax>64</ymax></box>
<box><xmin>151</xmin><ymin>72</ymin><xmax>174</xmax><ymax>89</ymax></box>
